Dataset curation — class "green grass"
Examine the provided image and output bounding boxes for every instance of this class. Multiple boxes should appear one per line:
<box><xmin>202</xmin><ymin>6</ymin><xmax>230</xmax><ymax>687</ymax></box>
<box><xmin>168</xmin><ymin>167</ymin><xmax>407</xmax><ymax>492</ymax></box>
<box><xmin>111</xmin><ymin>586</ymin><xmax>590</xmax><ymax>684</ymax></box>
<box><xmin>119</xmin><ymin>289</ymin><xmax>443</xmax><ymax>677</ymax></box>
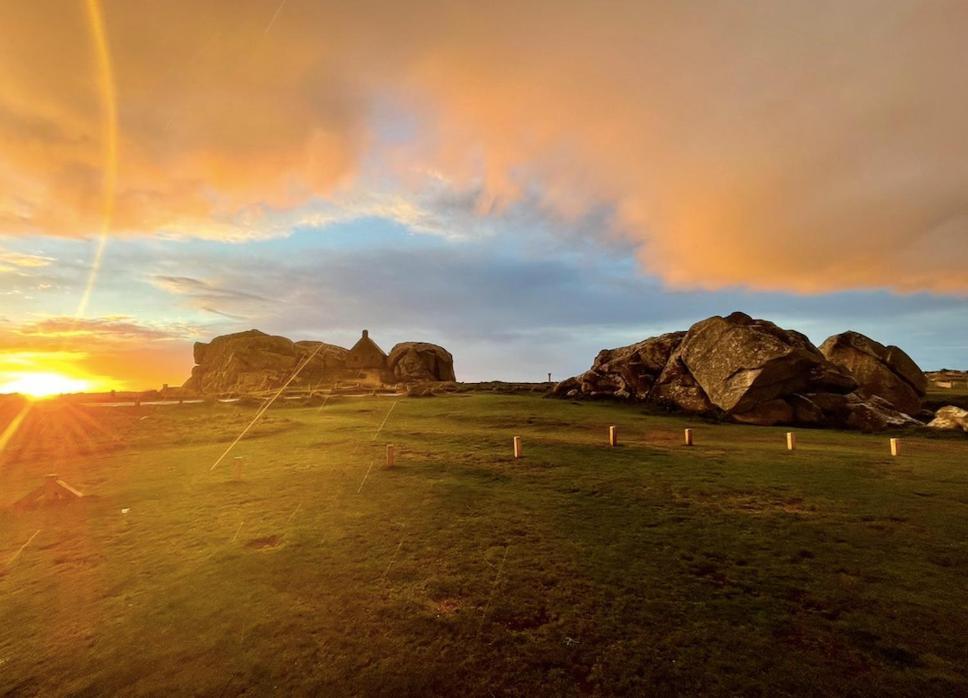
<box><xmin>1</xmin><ymin>394</ymin><xmax>966</xmax><ymax>696</ymax></box>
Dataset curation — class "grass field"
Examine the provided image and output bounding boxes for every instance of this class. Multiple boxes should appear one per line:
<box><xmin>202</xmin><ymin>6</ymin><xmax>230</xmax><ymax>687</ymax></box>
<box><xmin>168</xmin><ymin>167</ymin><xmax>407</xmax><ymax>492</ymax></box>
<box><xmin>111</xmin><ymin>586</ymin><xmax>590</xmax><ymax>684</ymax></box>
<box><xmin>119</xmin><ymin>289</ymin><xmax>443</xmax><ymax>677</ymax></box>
<box><xmin>1</xmin><ymin>394</ymin><xmax>966</xmax><ymax>696</ymax></box>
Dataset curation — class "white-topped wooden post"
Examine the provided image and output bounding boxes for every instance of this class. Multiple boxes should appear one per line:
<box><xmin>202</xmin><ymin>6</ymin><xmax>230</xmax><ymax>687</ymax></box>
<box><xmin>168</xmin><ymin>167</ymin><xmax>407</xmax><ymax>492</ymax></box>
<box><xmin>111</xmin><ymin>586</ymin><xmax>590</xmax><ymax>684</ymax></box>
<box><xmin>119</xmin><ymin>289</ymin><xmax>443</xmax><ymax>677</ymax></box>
<box><xmin>386</xmin><ymin>444</ymin><xmax>396</xmax><ymax>467</ymax></box>
<box><xmin>786</xmin><ymin>432</ymin><xmax>796</xmax><ymax>451</ymax></box>
<box><xmin>608</xmin><ymin>426</ymin><xmax>618</xmax><ymax>447</ymax></box>
<box><xmin>233</xmin><ymin>456</ymin><xmax>243</xmax><ymax>480</ymax></box>
<box><xmin>684</xmin><ymin>428</ymin><xmax>693</xmax><ymax>446</ymax></box>
<box><xmin>890</xmin><ymin>438</ymin><xmax>900</xmax><ymax>457</ymax></box>
<box><xmin>513</xmin><ymin>436</ymin><xmax>522</xmax><ymax>459</ymax></box>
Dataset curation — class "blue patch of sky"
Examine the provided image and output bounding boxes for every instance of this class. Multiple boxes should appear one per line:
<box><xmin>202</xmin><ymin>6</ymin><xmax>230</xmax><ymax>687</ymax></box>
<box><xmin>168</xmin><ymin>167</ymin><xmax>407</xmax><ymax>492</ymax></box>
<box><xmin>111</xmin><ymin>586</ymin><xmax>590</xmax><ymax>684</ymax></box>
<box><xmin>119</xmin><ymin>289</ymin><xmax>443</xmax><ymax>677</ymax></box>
<box><xmin>3</xmin><ymin>207</ymin><xmax>966</xmax><ymax>383</ymax></box>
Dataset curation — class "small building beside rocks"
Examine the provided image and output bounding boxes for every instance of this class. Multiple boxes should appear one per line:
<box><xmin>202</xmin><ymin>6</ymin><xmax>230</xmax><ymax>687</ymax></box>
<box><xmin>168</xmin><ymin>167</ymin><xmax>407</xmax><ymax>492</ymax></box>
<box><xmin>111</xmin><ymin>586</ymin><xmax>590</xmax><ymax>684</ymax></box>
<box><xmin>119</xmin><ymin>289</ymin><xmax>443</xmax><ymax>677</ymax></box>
<box><xmin>347</xmin><ymin>330</ymin><xmax>389</xmax><ymax>370</ymax></box>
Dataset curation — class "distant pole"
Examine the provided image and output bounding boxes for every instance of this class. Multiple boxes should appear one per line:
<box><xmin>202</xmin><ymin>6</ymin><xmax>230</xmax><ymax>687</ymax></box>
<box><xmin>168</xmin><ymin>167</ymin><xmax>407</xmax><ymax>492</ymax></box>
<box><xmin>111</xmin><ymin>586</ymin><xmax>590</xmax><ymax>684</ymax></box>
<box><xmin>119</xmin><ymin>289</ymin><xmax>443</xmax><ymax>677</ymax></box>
<box><xmin>608</xmin><ymin>425</ymin><xmax>618</xmax><ymax>447</ymax></box>
<box><xmin>386</xmin><ymin>444</ymin><xmax>396</xmax><ymax>467</ymax></box>
<box><xmin>890</xmin><ymin>438</ymin><xmax>900</xmax><ymax>457</ymax></box>
<box><xmin>684</xmin><ymin>428</ymin><xmax>693</xmax><ymax>446</ymax></box>
<box><xmin>513</xmin><ymin>436</ymin><xmax>522</xmax><ymax>459</ymax></box>
<box><xmin>547</xmin><ymin>372</ymin><xmax>552</xmax><ymax>383</ymax></box>
<box><xmin>786</xmin><ymin>432</ymin><xmax>796</xmax><ymax>451</ymax></box>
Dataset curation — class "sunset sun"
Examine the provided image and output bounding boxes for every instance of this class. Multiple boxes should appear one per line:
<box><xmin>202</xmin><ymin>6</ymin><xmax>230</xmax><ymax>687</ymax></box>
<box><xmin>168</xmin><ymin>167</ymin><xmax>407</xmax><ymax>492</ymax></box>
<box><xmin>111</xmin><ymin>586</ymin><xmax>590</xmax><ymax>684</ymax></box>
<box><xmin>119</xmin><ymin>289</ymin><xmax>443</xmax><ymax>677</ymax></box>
<box><xmin>0</xmin><ymin>372</ymin><xmax>92</xmax><ymax>399</ymax></box>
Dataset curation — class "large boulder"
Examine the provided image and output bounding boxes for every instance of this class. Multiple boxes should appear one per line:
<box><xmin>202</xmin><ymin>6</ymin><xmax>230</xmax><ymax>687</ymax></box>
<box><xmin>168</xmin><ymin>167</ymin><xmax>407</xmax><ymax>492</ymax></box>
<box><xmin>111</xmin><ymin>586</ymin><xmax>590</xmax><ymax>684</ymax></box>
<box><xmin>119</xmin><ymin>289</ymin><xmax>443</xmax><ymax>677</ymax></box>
<box><xmin>677</xmin><ymin>312</ymin><xmax>857</xmax><ymax>414</ymax></box>
<box><xmin>183</xmin><ymin>329</ymin><xmax>349</xmax><ymax>393</ymax></box>
<box><xmin>552</xmin><ymin>332</ymin><xmax>690</xmax><ymax>402</ymax></box>
<box><xmin>843</xmin><ymin>393</ymin><xmax>921</xmax><ymax>431</ymax></box>
<box><xmin>387</xmin><ymin>342</ymin><xmax>456</xmax><ymax>382</ymax></box>
<box><xmin>819</xmin><ymin>331</ymin><xmax>926</xmax><ymax>416</ymax></box>
<box><xmin>928</xmin><ymin>406</ymin><xmax>968</xmax><ymax>432</ymax></box>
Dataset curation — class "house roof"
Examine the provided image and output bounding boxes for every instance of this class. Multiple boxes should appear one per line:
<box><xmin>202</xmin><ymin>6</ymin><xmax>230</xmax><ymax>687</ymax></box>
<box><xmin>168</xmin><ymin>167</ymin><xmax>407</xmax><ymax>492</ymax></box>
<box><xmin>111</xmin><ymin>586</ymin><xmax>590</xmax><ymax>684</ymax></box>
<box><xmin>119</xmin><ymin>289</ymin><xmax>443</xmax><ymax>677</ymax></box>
<box><xmin>349</xmin><ymin>329</ymin><xmax>387</xmax><ymax>358</ymax></box>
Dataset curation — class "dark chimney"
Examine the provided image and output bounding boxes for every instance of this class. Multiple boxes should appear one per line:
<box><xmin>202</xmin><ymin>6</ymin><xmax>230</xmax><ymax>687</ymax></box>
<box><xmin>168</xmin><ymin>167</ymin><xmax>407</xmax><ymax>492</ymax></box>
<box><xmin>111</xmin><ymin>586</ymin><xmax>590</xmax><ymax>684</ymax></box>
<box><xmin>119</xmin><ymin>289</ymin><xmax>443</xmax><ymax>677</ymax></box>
<box><xmin>362</xmin><ymin>329</ymin><xmax>369</xmax><ymax>338</ymax></box>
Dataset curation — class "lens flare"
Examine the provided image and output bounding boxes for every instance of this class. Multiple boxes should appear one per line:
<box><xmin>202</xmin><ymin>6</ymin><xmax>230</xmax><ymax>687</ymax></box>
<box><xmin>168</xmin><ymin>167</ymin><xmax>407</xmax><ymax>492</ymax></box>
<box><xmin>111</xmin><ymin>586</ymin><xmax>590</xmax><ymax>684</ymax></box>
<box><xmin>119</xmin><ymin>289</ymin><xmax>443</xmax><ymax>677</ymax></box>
<box><xmin>77</xmin><ymin>0</ymin><xmax>118</xmax><ymax>318</ymax></box>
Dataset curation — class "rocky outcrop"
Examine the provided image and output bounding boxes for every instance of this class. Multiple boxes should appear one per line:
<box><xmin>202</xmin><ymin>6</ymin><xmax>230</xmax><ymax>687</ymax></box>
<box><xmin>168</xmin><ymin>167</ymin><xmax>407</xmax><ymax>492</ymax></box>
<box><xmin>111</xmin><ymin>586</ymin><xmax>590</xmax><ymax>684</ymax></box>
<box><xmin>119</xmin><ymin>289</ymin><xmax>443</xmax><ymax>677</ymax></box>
<box><xmin>819</xmin><ymin>331</ymin><xmax>927</xmax><ymax>415</ymax></box>
<box><xmin>928</xmin><ymin>406</ymin><xmax>968</xmax><ymax>432</ymax></box>
<box><xmin>184</xmin><ymin>329</ymin><xmax>457</xmax><ymax>394</ymax></box>
<box><xmin>184</xmin><ymin>330</ymin><xmax>349</xmax><ymax>394</ymax></box>
<box><xmin>554</xmin><ymin>312</ymin><xmax>924</xmax><ymax>431</ymax></box>
<box><xmin>388</xmin><ymin>342</ymin><xmax>456</xmax><ymax>382</ymax></box>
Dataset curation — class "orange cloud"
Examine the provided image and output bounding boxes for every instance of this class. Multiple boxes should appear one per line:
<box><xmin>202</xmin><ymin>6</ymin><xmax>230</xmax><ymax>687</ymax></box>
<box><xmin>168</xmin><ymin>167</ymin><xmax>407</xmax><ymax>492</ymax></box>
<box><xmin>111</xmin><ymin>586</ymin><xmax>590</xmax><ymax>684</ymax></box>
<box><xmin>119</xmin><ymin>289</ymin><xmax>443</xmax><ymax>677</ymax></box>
<box><xmin>0</xmin><ymin>315</ymin><xmax>200</xmax><ymax>390</ymax></box>
<box><xmin>1</xmin><ymin>1</ymin><xmax>967</xmax><ymax>292</ymax></box>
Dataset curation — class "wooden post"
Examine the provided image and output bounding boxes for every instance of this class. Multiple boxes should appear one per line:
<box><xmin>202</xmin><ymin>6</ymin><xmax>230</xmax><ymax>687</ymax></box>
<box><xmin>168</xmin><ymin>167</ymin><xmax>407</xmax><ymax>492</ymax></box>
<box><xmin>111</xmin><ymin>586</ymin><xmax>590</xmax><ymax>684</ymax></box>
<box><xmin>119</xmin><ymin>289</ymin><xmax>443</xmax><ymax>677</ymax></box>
<box><xmin>233</xmin><ymin>456</ymin><xmax>243</xmax><ymax>480</ymax></box>
<box><xmin>513</xmin><ymin>436</ymin><xmax>522</xmax><ymax>459</ymax></box>
<box><xmin>684</xmin><ymin>428</ymin><xmax>693</xmax><ymax>446</ymax></box>
<box><xmin>608</xmin><ymin>425</ymin><xmax>618</xmax><ymax>447</ymax></box>
<box><xmin>386</xmin><ymin>444</ymin><xmax>396</xmax><ymax>467</ymax></box>
<box><xmin>786</xmin><ymin>432</ymin><xmax>796</xmax><ymax>451</ymax></box>
<box><xmin>890</xmin><ymin>438</ymin><xmax>900</xmax><ymax>457</ymax></box>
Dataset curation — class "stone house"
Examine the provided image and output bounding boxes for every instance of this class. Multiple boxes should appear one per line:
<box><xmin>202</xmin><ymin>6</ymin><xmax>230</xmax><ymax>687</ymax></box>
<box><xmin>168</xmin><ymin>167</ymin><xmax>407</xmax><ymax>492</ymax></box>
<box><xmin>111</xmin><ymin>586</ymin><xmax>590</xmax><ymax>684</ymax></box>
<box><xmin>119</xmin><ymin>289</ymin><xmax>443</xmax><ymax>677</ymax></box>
<box><xmin>346</xmin><ymin>329</ymin><xmax>388</xmax><ymax>370</ymax></box>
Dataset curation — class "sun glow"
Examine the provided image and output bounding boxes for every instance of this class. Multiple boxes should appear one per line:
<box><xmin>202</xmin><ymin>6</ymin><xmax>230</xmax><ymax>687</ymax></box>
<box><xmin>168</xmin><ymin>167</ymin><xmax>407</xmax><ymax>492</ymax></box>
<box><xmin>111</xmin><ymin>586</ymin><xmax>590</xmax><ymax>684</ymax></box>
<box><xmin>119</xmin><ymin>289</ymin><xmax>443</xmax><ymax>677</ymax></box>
<box><xmin>0</xmin><ymin>372</ymin><xmax>92</xmax><ymax>399</ymax></box>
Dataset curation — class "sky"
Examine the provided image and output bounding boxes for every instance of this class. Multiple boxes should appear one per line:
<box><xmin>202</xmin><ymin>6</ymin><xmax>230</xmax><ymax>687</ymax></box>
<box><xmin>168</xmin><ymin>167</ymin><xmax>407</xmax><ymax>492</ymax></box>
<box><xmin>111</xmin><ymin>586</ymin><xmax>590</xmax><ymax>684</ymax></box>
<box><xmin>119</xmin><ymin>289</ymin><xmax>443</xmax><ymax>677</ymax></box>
<box><xmin>0</xmin><ymin>0</ymin><xmax>966</xmax><ymax>391</ymax></box>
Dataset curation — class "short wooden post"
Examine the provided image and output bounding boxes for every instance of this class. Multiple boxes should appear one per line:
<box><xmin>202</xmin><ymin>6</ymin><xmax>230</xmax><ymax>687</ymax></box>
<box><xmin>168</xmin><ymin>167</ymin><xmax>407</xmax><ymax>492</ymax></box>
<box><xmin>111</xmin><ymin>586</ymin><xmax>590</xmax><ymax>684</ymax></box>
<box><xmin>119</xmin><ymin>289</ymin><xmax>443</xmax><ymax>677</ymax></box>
<box><xmin>786</xmin><ymin>432</ymin><xmax>796</xmax><ymax>451</ymax></box>
<box><xmin>386</xmin><ymin>444</ymin><xmax>396</xmax><ymax>467</ymax></box>
<box><xmin>513</xmin><ymin>436</ymin><xmax>522</xmax><ymax>459</ymax></box>
<box><xmin>608</xmin><ymin>425</ymin><xmax>618</xmax><ymax>447</ymax></box>
<box><xmin>233</xmin><ymin>456</ymin><xmax>243</xmax><ymax>480</ymax></box>
<box><xmin>890</xmin><ymin>438</ymin><xmax>900</xmax><ymax>457</ymax></box>
<box><xmin>684</xmin><ymin>428</ymin><xmax>693</xmax><ymax>446</ymax></box>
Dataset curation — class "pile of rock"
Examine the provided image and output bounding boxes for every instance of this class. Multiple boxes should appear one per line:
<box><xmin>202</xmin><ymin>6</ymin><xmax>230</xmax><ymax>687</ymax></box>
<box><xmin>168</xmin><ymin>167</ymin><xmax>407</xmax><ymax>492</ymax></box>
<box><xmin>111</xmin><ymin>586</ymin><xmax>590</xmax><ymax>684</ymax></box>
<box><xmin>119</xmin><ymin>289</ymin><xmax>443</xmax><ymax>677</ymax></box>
<box><xmin>928</xmin><ymin>406</ymin><xmax>968</xmax><ymax>432</ymax></box>
<box><xmin>183</xmin><ymin>329</ymin><xmax>455</xmax><ymax>394</ymax></box>
<box><xmin>553</xmin><ymin>312</ymin><xmax>931</xmax><ymax>431</ymax></box>
<box><xmin>183</xmin><ymin>330</ymin><xmax>349</xmax><ymax>394</ymax></box>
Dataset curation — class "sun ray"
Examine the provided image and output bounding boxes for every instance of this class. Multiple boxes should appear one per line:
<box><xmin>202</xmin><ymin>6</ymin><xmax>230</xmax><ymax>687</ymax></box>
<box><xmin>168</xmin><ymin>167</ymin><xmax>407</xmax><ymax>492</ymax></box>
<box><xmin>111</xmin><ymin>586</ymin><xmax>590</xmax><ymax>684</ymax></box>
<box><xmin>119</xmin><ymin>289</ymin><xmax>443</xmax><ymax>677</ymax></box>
<box><xmin>0</xmin><ymin>403</ymin><xmax>32</xmax><ymax>464</ymax></box>
<box><xmin>67</xmin><ymin>404</ymin><xmax>121</xmax><ymax>443</ymax></box>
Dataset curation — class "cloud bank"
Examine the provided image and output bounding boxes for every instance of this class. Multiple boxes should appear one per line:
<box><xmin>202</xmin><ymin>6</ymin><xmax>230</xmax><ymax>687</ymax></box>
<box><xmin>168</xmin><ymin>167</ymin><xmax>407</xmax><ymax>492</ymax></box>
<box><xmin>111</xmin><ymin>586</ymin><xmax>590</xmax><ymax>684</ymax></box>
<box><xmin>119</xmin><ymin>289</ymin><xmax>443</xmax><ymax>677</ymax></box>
<box><xmin>1</xmin><ymin>0</ymin><xmax>967</xmax><ymax>292</ymax></box>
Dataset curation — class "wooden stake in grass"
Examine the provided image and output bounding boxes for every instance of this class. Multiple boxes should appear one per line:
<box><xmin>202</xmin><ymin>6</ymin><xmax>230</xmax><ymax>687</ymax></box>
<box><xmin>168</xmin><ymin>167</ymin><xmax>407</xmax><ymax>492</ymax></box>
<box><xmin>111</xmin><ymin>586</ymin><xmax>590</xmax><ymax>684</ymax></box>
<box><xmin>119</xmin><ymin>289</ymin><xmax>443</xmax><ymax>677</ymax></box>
<box><xmin>608</xmin><ymin>425</ymin><xmax>618</xmax><ymax>447</ymax></box>
<box><xmin>513</xmin><ymin>436</ymin><xmax>522</xmax><ymax>459</ymax></box>
<box><xmin>684</xmin><ymin>428</ymin><xmax>693</xmax><ymax>446</ymax></box>
<box><xmin>233</xmin><ymin>456</ymin><xmax>243</xmax><ymax>480</ymax></box>
<box><xmin>386</xmin><ymin>444</ymin><xmax>396</xmax><ymax>467</ymax></box>
<box><xmin>786</xmin><ymin>432</ymin><xmax>796</xmax><ymax>451</ymax></box>
<box><xmin>14</xmin><ymin>475</ymin><xmax>83</xmax><ymax>509</ymax></box>
<box><xmin>890</xmin><ymin>438</ymin><xmax>900</xmax><ymax>457</ymax></box>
